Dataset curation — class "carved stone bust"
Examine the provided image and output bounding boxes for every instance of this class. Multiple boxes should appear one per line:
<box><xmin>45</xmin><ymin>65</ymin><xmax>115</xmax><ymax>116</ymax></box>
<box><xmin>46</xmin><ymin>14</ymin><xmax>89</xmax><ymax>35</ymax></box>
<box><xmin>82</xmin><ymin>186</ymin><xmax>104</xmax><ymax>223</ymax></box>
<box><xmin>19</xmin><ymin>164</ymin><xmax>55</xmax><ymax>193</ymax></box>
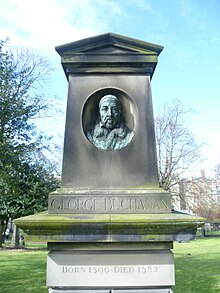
<box><xmin>86</xmin><ymin>94</ymin><xmax>134</xmax><ymax>150</ymax></box>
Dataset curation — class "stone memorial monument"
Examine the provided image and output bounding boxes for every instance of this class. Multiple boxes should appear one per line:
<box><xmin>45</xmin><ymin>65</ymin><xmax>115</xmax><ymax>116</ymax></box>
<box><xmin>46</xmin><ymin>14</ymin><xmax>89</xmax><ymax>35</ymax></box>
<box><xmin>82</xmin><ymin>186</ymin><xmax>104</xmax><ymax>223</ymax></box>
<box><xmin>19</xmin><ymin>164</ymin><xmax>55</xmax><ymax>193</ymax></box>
<box><xmin>15</xmin><ymin>33</ymin><xmax>204</xmax><ymax>293</ymax></box>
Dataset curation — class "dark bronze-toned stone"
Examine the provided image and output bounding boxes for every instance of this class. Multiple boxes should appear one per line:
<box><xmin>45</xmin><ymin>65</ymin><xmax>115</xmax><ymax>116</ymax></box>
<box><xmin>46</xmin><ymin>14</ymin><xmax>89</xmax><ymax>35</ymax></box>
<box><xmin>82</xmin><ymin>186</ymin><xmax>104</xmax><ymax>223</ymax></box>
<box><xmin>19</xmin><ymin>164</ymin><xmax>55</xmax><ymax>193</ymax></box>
<box><xmin>56</xmin><ymin>33</ymin><xmax>163</xmax><ymax>189</ymax></box>
<box><xmin>86</xmin><ymin>94</ymin><xmax>134</xmax><ymax>150</ymax></box>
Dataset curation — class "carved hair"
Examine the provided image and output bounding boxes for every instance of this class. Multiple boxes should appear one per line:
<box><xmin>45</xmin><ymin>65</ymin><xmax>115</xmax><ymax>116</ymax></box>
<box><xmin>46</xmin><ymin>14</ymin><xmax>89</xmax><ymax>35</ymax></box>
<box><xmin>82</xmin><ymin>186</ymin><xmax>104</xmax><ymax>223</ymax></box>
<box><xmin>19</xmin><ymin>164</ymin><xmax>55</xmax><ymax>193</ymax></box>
<box><xmin>99</xmin><ymin>94</ymin><xmax>121</xmax><ymax>113</ymax></box>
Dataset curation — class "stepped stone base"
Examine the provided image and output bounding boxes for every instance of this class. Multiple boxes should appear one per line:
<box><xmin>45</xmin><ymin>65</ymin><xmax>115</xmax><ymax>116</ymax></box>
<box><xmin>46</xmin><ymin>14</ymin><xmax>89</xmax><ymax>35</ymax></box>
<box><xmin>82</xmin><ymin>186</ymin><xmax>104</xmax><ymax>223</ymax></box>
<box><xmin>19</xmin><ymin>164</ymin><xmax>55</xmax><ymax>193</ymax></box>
<box><xmin>15</xmin><ymin>211</ymin><xmax>204</xmax><ymax>243</ymax></box>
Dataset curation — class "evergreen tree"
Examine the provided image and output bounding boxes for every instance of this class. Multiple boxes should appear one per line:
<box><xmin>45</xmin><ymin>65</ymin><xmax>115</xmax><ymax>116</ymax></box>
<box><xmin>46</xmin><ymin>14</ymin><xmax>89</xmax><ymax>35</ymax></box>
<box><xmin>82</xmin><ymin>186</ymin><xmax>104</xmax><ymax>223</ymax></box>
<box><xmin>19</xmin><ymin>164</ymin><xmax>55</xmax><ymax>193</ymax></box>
<box><xmin>0</xmin><ymin>39</ymin><xmax>59</xmax><ymax>246</ymax></box>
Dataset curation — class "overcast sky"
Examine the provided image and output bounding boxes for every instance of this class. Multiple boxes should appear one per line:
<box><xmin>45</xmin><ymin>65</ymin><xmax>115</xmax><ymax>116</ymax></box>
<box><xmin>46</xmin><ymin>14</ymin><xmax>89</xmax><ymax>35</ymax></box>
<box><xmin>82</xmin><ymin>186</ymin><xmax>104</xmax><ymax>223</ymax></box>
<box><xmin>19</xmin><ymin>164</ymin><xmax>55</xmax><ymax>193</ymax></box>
<box><xmin>0</xmin><ymin>0</ymin><xmax>220</xmax><ymax>177</ymax></box>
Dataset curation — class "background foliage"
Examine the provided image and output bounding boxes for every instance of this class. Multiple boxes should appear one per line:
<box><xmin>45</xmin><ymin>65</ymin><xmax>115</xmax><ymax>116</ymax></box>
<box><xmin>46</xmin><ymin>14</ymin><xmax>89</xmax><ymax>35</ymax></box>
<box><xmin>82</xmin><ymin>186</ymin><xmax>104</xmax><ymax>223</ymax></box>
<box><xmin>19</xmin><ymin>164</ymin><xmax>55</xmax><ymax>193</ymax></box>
<box><xmin>0</xmin><ymin>39</ymin><xmax>59</xmax><ymax>246</ymax></box>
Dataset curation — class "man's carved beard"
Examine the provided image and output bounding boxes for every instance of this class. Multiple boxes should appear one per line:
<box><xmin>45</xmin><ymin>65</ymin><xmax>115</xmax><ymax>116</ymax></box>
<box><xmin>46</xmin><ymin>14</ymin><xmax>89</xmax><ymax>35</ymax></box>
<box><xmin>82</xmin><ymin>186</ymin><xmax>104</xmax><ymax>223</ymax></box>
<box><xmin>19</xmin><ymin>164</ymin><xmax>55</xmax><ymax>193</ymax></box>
<box><xmin>94</xmin><ymin>126</ymin><xmax>109</xmax><ymax>138</ymax></box>
<box><xmin>94</xmin><ymin>123</ymin><xmax>126</xmax><ymax>139</ymax></box>
<box><xmin>102</xmin><ymin>116</ymin><xmax>116</xmax><ymax>129</ymax></box>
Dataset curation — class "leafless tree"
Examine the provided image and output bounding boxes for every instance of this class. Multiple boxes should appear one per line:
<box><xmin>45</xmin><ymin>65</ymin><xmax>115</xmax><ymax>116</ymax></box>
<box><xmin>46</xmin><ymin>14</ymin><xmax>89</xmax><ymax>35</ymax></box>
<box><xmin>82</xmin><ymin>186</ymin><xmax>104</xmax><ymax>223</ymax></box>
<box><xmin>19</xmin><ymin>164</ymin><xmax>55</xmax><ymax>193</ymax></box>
<box><xmin>155</xmin><ymin>99</ymin><xmax>203</xmax><ymax>191</ymax></box>
<box><xmin>9</xmin><ymin>43</ymin><xmax>63</xmax><ymax>174</ymax></box>
<box><xmin>184</xmin><ymin>177</ymin><xmax>220</xmax><ymax>221</ymax></box>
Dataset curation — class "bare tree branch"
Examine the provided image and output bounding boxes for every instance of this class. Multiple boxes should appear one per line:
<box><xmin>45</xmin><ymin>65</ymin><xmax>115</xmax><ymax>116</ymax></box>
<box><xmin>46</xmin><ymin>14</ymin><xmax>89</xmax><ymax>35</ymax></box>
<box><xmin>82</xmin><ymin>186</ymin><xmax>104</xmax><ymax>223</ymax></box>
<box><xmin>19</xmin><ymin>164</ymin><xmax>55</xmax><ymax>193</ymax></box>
<box><xmin>155</xmin><ymin>99</ymin><xmax>203</xmax><ymax>191</ymax></box>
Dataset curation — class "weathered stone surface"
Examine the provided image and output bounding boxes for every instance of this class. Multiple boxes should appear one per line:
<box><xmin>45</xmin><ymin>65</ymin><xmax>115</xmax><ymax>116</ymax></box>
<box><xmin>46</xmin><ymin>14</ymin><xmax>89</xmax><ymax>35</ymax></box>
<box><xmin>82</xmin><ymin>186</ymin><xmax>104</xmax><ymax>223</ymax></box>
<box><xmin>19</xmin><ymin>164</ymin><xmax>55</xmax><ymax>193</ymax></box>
<box><xmin>15</xmin><ymin>211</ymin><xmax>204</xmax><ymax>243</ymax></box>
<box><xmin>61</xmin><ymin>75</ymin><xmax>159</xmax><ymax>190</ymax></box>
<box><xmin>49</xmin><ymin>289</ymin><xmax>174</xmax><ymax>293</ymax></box>
<box><xmin>47</xmin><ymin>242</ymin><xmax>173</xmax><ymax>251</ymax></box>
<box><xmin>48</xmin><ymin>188</ymin><xmax>171</xmax><ymax>214</ymax></box>
<box><xmin>47</xmin><ymin>250</ymin><xmax>174</xmax><ymax>287</ymax></box>
<box><xmin>55</xmin><ymin>32</ymin><xmax>163</xmax><ymax>77</ymax></box>
<box><xmin>57</xmin><ymin>34</ymin><xmax>163</xmax><ymax>190</ymax></box>
<box><xmin>14</xmin><ymin>33</ymin><xmax>204</xmax><ymax>293</ymax></box>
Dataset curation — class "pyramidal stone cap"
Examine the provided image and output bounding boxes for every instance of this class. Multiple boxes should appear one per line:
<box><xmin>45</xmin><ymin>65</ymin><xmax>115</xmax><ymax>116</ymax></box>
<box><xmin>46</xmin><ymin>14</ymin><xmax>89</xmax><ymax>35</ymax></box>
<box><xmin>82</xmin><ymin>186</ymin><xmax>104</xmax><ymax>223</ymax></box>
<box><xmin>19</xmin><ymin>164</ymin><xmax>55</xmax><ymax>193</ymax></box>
<box><xmin>55</xmin><ymin>32</ymin><xmax>164</xmax><ymax>79</ymax></box>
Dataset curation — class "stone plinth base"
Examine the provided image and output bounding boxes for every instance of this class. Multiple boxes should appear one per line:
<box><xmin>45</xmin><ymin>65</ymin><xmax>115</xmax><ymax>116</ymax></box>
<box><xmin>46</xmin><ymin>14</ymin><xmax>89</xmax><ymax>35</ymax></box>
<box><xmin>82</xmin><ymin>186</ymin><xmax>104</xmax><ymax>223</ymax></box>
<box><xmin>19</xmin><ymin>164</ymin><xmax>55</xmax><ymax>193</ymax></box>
<box><xmin>49</xmin><ymin>289</ymin><xmax>174</xmax><ymax>293</ymax></box>
<box><xmin>47</xmin><ymin>243</ymin><xmax>174</xmax><ymax>293</ymax></box>
<box><xmin>15</xmin><ymin>211</ymin><xmax>204</xmax><ymax>243</ymax></box>
<box><xmin>14</xmin><ymin>211</ymin><xmax>204</xmax><ymax>293</ymax></box>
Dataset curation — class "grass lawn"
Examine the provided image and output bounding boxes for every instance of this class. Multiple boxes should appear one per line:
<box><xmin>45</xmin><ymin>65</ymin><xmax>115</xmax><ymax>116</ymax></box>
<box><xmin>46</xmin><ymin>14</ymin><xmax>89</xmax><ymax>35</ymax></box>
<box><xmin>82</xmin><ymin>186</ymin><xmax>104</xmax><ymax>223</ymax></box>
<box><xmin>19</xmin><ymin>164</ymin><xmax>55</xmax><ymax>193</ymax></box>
<box><xmin>0</xmin><ymin>247</ymin><xmax>47</xmax><ymax>293</ymax></box>
<box><xmin>0</xmin><ymin>238</ymin><xmax>220</xmax><ymax>292</ymax></box>
<box><xmin>174</xmin><ymin>237</ymin><xmax>220</xmax><ymax>292</ymax></box>
<box><xmin>205</xmin><ymin>230</ymin><xmax>220</xmax><ymax>236</ymax></box>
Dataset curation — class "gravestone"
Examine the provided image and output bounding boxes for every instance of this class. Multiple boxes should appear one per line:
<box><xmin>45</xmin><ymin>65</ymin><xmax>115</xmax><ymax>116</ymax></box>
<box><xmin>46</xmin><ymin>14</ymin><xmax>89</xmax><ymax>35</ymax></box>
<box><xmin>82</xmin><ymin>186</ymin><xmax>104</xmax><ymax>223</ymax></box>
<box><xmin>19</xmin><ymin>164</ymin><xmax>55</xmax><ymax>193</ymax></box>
<box><xmin>15</xmin><ymin>33</ymin><xmax>204</xmax><ymax>293</ymax></box>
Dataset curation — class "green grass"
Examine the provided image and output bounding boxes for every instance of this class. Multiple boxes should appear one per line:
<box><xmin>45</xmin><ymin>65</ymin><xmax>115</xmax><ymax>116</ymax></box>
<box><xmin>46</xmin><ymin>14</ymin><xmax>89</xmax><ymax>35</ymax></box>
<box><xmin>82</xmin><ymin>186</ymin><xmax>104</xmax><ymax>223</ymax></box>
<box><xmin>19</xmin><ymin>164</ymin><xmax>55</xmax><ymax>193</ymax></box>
<box><xmin>174</xmin><ymin>238</ymin><xmax>220</xmax><ymax>292</ymax></box>
<box><xmin>0</xmin><ymin>238</ymin><xmax>220</xmax><ymax>292</ymax></box>
<box><xmin>0</xmin><ymin>247</ymin><xmax>48</xmax><ymax>293</ymax></box>
<box><xmin>205</xmin><ymin>230</ymin><xmax>220</xmax><ymax>236</ymax></box>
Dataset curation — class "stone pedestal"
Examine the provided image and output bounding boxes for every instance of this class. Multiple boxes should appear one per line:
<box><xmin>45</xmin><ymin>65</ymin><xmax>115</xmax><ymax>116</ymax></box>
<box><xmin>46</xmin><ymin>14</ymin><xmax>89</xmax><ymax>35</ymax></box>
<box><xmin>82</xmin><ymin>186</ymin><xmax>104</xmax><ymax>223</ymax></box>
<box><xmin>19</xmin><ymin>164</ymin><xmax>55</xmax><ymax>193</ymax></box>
<box><xmin>49</xmin><ymin>289</ymin><xmax>173</xmax><ymax>293</ymax></box>
<box><xmin>14</xmin><ymin>33</ymin><xmax>204</xmax><ymax>292</ymax></box>
<box><xmin>47</xmin><ymin>245</ymin><xmax>174</xmax><ymax>291</ymax></box>
<box><xmin>16</xmin><ymin>211</ymin><xmax>203</xmax><ymax>292</ymax></box>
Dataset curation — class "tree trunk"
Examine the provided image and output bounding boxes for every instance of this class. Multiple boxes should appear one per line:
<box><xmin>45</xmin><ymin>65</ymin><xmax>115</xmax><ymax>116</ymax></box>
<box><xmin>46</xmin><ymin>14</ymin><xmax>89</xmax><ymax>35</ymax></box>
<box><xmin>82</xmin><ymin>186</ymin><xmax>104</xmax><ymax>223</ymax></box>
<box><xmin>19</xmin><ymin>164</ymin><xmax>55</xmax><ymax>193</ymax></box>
<box><xmin>179</xmin><ymin>180</ymin><xmax>187</xmax><ymax>210</ymax></box>
<box><xmin>11</xmin><ymin>224</ymin><xmax>20</xmax><ymax>248</ymax></box>
<box><xmin>0</xmin><ymin>220</ymin><xmax>5</xmax><ymax>247</ymax></box>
